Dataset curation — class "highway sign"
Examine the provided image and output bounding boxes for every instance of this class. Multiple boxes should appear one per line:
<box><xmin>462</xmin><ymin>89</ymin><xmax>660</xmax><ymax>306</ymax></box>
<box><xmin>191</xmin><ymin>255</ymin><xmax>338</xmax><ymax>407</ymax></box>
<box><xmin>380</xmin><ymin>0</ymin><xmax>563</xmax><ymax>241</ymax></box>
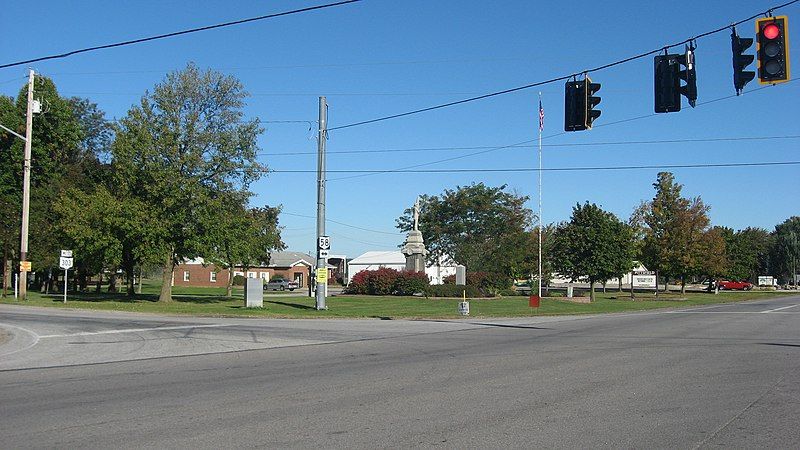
<box><xmin>318</xmin><ymin>236</ymin><xmax>330</xmax><ymax>250</ymax></box>
<box><xmin>59</xmin><ymin>257</ymin><xmax>73</xmax><ymax>270</ymax></box>
<box><xmin>61</xmin><ymin>249</ymin><xmax>73</xmax><ymax>258</ymax></box>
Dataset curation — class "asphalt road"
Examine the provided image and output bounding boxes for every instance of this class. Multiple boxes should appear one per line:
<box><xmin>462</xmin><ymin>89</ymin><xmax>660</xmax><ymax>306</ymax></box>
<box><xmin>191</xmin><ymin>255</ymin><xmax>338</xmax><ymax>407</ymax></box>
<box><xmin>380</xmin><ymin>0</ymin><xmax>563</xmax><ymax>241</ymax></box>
<box><xmin>1</xmin><ymin>296</ymin><xmax>799</xmax><ymax>448</ymax></box>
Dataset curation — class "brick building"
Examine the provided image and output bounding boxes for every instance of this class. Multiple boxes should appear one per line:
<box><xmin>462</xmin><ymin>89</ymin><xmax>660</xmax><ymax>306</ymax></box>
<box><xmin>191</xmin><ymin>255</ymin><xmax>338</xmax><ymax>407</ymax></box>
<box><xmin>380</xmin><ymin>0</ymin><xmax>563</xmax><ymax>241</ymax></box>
<box><xmin>173</xmin><ymin>251</ymin><xmax>314</xmax><ymax>288</ymax></box>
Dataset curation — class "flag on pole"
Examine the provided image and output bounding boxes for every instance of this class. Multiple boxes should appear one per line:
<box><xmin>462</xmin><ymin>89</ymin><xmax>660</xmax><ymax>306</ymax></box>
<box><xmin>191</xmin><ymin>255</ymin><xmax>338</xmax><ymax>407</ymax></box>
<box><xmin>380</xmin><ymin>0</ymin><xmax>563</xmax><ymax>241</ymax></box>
<box><xmin>538</xmin><ymin>97</ymin><xmax>545</xmax><ymax>132</ymax></box>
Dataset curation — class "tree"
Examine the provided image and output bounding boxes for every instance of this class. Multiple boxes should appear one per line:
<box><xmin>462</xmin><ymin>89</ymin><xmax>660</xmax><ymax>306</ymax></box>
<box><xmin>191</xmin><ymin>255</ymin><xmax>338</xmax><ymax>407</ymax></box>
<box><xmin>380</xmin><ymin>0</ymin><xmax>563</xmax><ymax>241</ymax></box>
<box><xmin>111</xmin><ymin>63</ymin><xmax>264</xmax><ymax>302</ymax></box>
<box><xmin>396</xmin><ymin>183</ymin><xmax>535</xmax><ymax>284</ymax></box>
<box><xmin>1</xmin><ymin>77</ymin><xmax>103</xmax><ymax>294</ymax></box>
<box><xmin>718</xmin><ymin>226</ymin><xmax>771</xmax><ymax>282</ymax></box>
<box><xmin>636</xmin><ymin>172</ymin><xmax>713</xmax><ymax>294</ymax></box>
<box><xmin>771</xmin><ymin>217</ymin><xmax>800</xmax><ymax>284</ymax></box>
<box><xmin>205</xmin><ymin>195</ymin><xmax>285</xmax><ymax>297</ymax></box>
<box><xmin>551</xmin><ymin>202</ymin><xmax>634</xmax><ymax>302</ymax></box>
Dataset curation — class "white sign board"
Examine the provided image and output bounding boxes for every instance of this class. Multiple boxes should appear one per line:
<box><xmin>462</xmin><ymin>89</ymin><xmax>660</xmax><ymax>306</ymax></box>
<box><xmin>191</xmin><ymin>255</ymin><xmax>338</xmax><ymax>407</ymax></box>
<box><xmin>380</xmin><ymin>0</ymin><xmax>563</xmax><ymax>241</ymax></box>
<box><xmin>61</xmin><ymin>249</ymin><xmax>73</xmax><ymax>258</ymax></box>
<box><xmin>59</xmin><ymin>257</ymin><xmax>73</xmax><ymax>270</ymax></box>
<box><xmin>757</xmin><ymin>276</ymin><xmax>776</xmax><ymax>286</ymax></box>
<box><xmin>318</xmin><ymin>236</ymin><xmax>330</xmax><ymax>250</ymax></box>
<box><xmin>632</xmin><ymin>272</ymin><xmax>656</xmax><ymax>288</ymax></box>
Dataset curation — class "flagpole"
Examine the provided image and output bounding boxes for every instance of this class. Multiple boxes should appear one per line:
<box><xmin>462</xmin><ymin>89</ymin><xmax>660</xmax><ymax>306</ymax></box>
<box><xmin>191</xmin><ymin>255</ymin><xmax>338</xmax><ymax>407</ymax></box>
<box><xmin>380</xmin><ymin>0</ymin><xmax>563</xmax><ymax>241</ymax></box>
<box><xmin>538</xmin><ymin>92</ymin><xmax>543</xmax><ymax>299</ymax></box>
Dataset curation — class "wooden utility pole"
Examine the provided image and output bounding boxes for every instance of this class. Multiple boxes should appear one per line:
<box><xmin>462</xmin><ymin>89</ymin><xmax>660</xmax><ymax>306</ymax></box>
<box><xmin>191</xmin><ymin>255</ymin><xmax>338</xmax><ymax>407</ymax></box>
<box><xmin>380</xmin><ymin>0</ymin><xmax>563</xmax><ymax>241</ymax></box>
<box><xmin>19</xmin><ymin>69</ymin><xmax>34</xmax><ymax>300</ymax></box>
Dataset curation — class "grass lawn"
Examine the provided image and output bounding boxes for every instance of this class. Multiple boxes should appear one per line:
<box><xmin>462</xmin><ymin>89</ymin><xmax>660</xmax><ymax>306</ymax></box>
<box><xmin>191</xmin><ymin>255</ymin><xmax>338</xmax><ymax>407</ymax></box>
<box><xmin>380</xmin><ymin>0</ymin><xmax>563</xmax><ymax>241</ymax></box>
<box><xmin>1</xmin><ymin>282</ymin><xmax>795</xmax><ymax>319</ymax></box>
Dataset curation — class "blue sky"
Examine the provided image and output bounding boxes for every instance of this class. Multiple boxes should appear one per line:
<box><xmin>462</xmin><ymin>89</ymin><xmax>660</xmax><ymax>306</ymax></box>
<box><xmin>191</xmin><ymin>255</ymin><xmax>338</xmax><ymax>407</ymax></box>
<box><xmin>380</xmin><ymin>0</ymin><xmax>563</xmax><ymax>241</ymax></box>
<box><xmin>1</xmin><ymin>0</ymin><xmax>798</xmax><ymax>258</ymax></box>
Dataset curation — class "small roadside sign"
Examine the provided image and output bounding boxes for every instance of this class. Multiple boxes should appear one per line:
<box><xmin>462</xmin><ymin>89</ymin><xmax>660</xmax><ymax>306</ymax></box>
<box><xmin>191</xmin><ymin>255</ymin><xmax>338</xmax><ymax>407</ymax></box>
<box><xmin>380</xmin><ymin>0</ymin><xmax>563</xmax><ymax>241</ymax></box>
<box><xmin>61</xmin><ymin>249</ymin><xmax>73</xmax><ymax>258</ymax></box>
<box><xmin>318</xmin><ymin>236</ymin><xmax>330</xmax><ymax>250</ymax></box>
<box><xmin>20</xmin><ymin>261</ymin><xmax>31</xmax><ymax>271</ymax></box>
<box><xmin>316</xmin><ymin>268</ymin><xmax>328</xmax><ymax>284</ymax></box>
<box><xmin>59</xmin><ymin>257</ymin><xmax>73</xmax><ymax>270</ymax></box>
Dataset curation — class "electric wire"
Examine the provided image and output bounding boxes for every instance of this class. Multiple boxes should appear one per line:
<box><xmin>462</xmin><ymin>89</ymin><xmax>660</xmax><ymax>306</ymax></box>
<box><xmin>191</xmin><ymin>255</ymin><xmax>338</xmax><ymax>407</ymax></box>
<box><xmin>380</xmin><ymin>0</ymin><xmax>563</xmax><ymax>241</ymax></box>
<box><xmin>0</xmin><ymin>0</ymin><xmax>362</xmax><ymax>69</ymax></box>
<box><xmin>327</xmin><ymin>0</ymin><xmax>800</xmax><ymax>131</ymax></box>
<box><xmin>259</xmin><ymin>135</ymin><xmax>800</xmax><ymax>157</ymax></box>
<box><xmin>321</xmin><ymin>79</ymin><xmax>798</xmax><ymax>181</ymax></box>
<box><xmin>267</xmin><ymin>161</ymin><xmax>800</xmax><ymax>174</ymax></box>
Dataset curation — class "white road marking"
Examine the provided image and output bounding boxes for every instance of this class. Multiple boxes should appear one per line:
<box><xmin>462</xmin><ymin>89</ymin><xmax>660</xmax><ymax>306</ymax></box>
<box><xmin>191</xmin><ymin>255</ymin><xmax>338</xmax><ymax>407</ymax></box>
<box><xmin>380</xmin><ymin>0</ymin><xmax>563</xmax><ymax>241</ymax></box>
<box><xmin>760</xmin><ymin>304</ymin><xmax>800</xmax><ymax>313</ymax></box>
<box><xmin>0</xmin><ymin>323</ymin><xmax>41</xmax><ymax>357</ymax></box>
<box><xmin>38</xmin><ymin>324</ymin><xmax>230</xmax><ymax>339</ymax></box>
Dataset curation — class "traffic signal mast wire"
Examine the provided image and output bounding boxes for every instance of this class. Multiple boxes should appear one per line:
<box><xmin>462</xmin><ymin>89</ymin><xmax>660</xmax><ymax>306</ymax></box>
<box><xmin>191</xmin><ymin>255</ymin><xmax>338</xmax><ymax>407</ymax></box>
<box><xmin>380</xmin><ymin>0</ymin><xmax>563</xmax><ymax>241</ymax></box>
<box><xmin>0</xmin><ymin>0</ymin><xmax>362</xmax><ymax>70</ymax></box>
<box><xmin>328</xmin><ymin>0</ymin><xmax>800</xmax><ymax>132</ymax></box>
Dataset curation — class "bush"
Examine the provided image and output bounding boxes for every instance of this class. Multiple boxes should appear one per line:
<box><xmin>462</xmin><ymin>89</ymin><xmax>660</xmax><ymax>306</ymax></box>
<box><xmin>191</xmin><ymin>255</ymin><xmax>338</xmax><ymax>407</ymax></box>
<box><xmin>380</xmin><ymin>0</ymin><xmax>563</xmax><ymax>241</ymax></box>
<box><xmin>393</xmin><ymin>270</ymin><xmax>429</xmax><ymax>296</ymax></box>
<box><xmin>425</xmin><ymin>284</ymin><xmax>482</xmax><ymax>298</ymax></box>
<box><xmin>232</xmin><ymin>275</ymin><xmax>246</xmax><ymax>286</ymax></box>
<box><xmin>344</xmin><ymin>268</ymin><xmax>430</xmax><ymax>295</ymax></box>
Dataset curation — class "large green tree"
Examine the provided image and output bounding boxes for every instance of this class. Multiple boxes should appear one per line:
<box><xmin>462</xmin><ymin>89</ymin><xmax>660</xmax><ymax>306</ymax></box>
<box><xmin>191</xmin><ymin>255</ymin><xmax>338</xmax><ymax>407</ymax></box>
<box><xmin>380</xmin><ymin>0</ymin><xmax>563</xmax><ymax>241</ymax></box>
<box><xmin>636</xmin><ymin>172</ymin><xmax>713</xmax><ymax>294</ymax></box>
<box><xmin>205</xmin><ymin>194</ymin><xmax>285</xmax><ymax>297</ymax></box>
<box><xmin>771</xmin><ymin>217</ymin><xmax>800</xmax><ymax>284</ymax></box>
<box><xmin>551</xmin><ymin>202</ymin><xmax>634</xmax><ymax>302</ymax></box>
<box><xmin>0</xmin><ymin>77</ymin><xmax>103</xmax><ymax>294</ymax></box>
<box><xmin>396</xmin><ymin>183</ymin><xmax>536</xmax><ymax>284</ymax></box>
<box><xmin>112</xmin><ymin>63</ymin><xmax>264</xmax><ymax>302</ymax></box>
<box><xmin>717</xmin><ymin>226</ymin><xmax>771</xmax><ymax>282</ymax></box>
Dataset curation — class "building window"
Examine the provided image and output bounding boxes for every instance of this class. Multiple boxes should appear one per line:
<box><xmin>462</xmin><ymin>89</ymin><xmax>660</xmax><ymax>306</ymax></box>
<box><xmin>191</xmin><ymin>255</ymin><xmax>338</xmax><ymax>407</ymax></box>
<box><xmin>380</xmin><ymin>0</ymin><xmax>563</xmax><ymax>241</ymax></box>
<box><xmin>260</xmin><ymin>272</ymin><xmax>269</xmax><ymax>280</ymax></box>
<box><xmin>234</xmin><ymin>271</ymin><xmax>244</xmax><ymax>278</ymax></box>
<box><xmin>210</xmin><ymin>272</ymin><xmax>217</xmax><ymax>282</ymax></box>
<box><xmin>183</xmin><ymin>271</ymin><xmax>190</xmax><ymax>282</ymax></box>
<box><xmin>247</xmin><ymin>272</ymin><xmax>257</xmax><ymax>279</ymax></box>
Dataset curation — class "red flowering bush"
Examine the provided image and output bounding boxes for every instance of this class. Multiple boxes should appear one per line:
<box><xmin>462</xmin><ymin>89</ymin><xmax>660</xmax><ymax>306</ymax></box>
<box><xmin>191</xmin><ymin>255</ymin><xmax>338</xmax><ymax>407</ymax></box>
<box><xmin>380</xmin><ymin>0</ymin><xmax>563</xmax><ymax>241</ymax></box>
<box><xmin>344</xmin><ymin>268</ymin><xmax>429</xmax><ymax>295</ymax></box>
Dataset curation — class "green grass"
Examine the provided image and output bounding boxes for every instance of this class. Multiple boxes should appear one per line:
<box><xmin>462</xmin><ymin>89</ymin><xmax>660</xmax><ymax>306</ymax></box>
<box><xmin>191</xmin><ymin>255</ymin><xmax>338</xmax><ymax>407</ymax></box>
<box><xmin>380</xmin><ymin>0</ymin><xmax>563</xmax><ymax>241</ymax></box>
<box><xmin>1</xmin><ymin>283</ymin><xmax>795</xmax><ymax>319</ymax></box>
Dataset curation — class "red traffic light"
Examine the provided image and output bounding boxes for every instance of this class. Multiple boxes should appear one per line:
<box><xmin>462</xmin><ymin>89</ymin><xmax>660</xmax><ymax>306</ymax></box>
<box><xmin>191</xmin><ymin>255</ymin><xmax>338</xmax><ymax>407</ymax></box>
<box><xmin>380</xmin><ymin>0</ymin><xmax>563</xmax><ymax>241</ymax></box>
<box><xmin>763</xmin><ymin>22</ymin><xmax>780</xmax><ymax>39</ymax></box>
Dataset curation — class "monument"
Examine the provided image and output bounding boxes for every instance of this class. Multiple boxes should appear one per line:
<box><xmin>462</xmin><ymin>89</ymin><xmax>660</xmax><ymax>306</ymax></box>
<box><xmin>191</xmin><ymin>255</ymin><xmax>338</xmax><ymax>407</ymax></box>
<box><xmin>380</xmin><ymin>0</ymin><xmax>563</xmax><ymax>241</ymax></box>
<box><xmin>401</xmin><ymin>197</ymin><xmax>428</xmax><ymax>272</ymax></box>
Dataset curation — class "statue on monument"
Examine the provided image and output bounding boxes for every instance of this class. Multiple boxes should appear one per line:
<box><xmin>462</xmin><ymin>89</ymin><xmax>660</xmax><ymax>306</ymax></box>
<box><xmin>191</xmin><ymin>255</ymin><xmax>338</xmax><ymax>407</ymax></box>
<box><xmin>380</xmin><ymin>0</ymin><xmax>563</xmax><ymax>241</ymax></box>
<box><xmin>402</xmin><ymin>196</ymin><xmax>428</xmax><ymax>272</ymax></box>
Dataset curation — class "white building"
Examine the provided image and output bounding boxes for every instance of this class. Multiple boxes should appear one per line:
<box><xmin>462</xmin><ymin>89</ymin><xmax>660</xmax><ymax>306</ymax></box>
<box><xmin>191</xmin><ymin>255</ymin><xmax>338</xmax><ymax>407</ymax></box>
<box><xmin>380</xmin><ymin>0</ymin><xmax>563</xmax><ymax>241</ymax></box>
<box><xmin>347</xmin><ymin>251</ymin><xmax>457</xmax><ymax>285</ymax></box>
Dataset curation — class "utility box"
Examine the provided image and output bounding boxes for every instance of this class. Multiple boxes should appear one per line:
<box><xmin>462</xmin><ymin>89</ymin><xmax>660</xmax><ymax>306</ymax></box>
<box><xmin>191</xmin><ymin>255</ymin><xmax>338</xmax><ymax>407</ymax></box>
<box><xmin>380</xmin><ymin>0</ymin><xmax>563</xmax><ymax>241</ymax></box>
<box><xmin>244</xmin><ymin>278</ymin><xmax>264</xmax><ymax>308</ymax></box>
<box><xmin>456</xmin><ymin>265</ymin><xmax>466</xmax><ymax>285</ymax></box>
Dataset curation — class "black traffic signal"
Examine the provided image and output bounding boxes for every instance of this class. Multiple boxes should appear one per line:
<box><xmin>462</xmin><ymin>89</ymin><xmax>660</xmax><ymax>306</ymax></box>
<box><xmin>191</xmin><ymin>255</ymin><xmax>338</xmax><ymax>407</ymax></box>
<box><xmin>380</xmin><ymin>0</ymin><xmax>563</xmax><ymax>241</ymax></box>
<box><xmin>564</xmin><ymin>77</ymin><xmax>601</xmax><ymax>132</ymax></box>
<box><xmin>654</xmin><ymin>45</ymin><xmax>697</xmax><ymax>113</ymax></box>
<box><xmin>731</xmin><ymin>27</ymin><xmax>755</xmax><ymax>94</ymax></box>
<box><xmin>756</xmin><ymin>16</ymin><xmax>790</xmax><ymax>84</ymax></box>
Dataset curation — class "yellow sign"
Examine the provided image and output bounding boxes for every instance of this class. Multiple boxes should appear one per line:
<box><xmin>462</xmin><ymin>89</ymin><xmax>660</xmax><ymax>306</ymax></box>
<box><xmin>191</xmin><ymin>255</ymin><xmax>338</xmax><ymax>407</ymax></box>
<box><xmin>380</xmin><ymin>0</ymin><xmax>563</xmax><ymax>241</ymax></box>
<box><xmin>20</xmin><ymin>261</ymin><xmax>31</xmax><ymax>271</ymax></box>
<box><xmin>316</xmin><ymin>268</ymin><xmax>328</xmax><ymax>284</ymax></box>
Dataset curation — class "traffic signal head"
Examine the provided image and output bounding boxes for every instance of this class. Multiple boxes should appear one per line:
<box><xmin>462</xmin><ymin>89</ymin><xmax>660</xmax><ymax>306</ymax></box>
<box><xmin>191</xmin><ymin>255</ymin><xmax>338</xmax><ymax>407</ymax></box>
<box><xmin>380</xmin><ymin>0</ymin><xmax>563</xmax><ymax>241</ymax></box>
<box><xmin>654</xmin><ymin>54</ymin><xmax>681</xmax><ymax>113</ymax></box>
<box><xmin>654</xmin><ymin>46</ymin><xmax>697</xmax><ymax>113</ymax></box>
<box><xmin>564</xmin><ymin>77</ymin><xmax>601</xmax><ymax>132</ymax></box>
<box><xmin>756</xmin><ymin>16</ymin><xmax>790</xmax><ymax>84</ymax></box>
<box><xmin>731</xmin><ymin>27</ymin><xmax>755</xmax><ymax>94</ymax></box>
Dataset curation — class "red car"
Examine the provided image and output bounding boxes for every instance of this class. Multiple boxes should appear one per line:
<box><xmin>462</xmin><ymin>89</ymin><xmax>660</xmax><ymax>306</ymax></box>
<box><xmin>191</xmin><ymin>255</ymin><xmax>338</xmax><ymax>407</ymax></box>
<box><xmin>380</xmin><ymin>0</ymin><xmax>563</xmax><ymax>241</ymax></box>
<box><xmin>717</xmin><ymin>280</ymin><xmax>753</xmax><ymax>290</ymax></box>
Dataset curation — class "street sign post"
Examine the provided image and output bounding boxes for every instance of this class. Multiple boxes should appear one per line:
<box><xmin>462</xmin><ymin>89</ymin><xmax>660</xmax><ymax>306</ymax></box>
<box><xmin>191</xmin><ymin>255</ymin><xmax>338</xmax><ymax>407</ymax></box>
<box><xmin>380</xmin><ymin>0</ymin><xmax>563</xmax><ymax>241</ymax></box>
<box><xmin>318</xmin><ymin>235</ymin><xmax>330</xmax><ymax>258</ymax></box>
<box><xmin>59</xmin><ymin>251</ymin><xmax>73</xmax><ymax>303</ymax></box>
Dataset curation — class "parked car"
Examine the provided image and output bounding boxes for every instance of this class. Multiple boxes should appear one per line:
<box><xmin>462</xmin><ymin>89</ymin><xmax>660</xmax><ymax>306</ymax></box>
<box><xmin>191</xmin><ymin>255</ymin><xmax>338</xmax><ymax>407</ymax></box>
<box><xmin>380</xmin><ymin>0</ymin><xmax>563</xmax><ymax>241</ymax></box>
<box><xmin>265</xmin><ymin>279</ymin><xmax>299</xmax><ymax>291</ymax></box>
<box><xmin>717</xmin><ymin>280</ymin><xmax>753</xmax><ymax>290</ymax></box>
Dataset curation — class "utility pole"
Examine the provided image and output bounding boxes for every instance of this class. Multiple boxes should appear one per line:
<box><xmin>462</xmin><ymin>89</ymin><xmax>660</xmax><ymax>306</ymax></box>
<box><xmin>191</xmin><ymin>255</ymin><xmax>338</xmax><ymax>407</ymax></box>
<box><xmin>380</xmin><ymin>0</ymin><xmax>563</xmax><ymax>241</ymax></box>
<box><xmin>19</xmin><ymin>69</ymin><xmax>34</xmax><ymax>300</ymax></box>
<box><xmin>315</xmin><ymin>96</ymin><xmax>327</xmax><ymax>310</ymax></box>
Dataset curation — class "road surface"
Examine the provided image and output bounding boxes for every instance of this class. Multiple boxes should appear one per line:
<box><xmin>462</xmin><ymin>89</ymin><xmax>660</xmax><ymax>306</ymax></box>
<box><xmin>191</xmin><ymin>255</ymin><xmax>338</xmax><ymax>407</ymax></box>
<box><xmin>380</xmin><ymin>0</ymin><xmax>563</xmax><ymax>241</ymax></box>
<box><xmin>1</xmin><ymin>296</ymin><xmax>799</xmax><ymax>448</ymax></box>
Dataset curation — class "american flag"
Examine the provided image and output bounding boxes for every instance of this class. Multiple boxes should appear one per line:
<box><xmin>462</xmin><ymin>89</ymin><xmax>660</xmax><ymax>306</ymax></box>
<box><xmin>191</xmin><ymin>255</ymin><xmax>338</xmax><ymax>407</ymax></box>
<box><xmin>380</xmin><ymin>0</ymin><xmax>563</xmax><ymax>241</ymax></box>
<box><xmin>538</xmin><ymin>98</ymin><xmax>544</xmax><ymax>132</ymax></box>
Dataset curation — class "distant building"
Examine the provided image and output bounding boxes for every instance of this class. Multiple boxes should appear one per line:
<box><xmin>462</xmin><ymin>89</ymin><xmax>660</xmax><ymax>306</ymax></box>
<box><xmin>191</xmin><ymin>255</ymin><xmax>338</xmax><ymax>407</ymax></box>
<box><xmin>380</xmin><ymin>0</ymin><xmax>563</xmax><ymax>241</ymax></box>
<box><xmin>173</xmin><ymin>251</ymin><xmax>314</xmax><ymax>288</ymax></box>
<box><xmin>347</xmin><ymin>251</ymin><xmax>456</xmax><ymax>285</ymax></box>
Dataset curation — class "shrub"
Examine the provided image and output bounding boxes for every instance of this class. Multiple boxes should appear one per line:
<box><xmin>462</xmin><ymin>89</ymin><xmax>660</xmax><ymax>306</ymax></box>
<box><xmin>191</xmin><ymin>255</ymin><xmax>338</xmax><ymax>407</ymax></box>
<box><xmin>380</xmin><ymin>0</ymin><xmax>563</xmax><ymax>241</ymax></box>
<box><xmin>425</xmin><ymin>284</ymin><xmax>482</xmax><ymax>298</ymax></box>
<box><xmin>393</xmin><ymin>270</ymin><xmax>429</xmax><ymax>296</ymax></box>
<box><xmin>344</xmin><ymin>268</ymin><xmax>430</xmax><ymax>295</ymax></box>
<box><xmin>232</xmin><ymin>275</ymin><xmax>246</xmax><ymax>286</ymax></box>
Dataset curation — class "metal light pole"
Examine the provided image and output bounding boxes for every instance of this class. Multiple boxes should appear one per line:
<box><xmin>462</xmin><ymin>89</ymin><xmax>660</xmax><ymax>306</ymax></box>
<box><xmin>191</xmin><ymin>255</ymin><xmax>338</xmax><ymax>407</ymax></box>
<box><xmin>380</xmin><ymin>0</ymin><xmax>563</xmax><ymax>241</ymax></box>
<box><xmin>315</xmin><ymin>96</ymin><xmax>327</xmax><ymax>310</ymax></box>
<box><xmin>19</xmin><ymin>69</ymin><xmax>35</xmax><ymax>300</ymax></box>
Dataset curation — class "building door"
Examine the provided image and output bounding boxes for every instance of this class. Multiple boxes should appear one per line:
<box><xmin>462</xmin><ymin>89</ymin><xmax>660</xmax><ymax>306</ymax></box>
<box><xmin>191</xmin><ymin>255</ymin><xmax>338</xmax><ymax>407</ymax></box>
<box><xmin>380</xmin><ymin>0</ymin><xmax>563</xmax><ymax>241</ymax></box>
<box><xmin>294</xmin><ymin>273</ymin><xmax>303</xmax><ymax>287</ymax></box>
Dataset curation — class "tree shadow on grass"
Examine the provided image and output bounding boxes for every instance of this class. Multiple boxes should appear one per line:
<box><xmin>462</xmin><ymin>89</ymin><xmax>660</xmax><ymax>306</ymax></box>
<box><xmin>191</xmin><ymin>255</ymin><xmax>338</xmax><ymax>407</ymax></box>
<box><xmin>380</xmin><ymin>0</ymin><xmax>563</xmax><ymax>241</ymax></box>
<box><xmin>45</xmin><ymin>293</ymin><xmax>233</xmax><ymax>304</ymax></box>
<box><xmin>265</xmin><ymin>300</ymin><xmax>316</xmax><ymax>310</ymax></box>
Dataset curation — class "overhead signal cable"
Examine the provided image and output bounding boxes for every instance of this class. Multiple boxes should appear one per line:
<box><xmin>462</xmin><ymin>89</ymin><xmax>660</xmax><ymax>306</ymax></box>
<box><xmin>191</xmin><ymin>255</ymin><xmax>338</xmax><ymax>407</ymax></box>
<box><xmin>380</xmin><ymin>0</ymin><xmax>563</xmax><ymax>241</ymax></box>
<box><xmin>327</xmin><ymin>0</ymin><xmax>800</xmax><ymax>132</ymax></box>
<box><xmin>0</xmin><ymin>0</ymin><xmax>362</xmax><ymax>69</ymax></box>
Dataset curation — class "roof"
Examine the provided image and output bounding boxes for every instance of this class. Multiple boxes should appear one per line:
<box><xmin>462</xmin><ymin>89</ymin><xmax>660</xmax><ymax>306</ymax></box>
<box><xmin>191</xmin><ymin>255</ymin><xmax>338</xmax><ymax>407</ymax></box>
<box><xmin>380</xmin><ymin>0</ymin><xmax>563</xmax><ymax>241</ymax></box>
<box><xmin>269</xmin><ymin>251</ymin><xmax>314</xmax><ymax>268</ymax></box>
<box><xmin>349</xmin><ymin>251</ymin><xmax>405</xmax><ymax>265</ymax></box>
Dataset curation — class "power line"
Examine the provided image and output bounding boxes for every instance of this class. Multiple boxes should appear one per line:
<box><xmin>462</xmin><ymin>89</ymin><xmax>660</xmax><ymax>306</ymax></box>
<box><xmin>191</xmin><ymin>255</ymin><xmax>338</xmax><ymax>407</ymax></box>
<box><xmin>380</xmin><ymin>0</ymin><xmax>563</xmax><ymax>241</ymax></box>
<box><xmin>327</xmin><ymin>0</ymin><xmax>800</xmax><ymax>132</ymax></box>
<box><xmin>259</xmin><ymin>135</ymin><xmax>800</xmax><ymax>157</ymax></box>
<box><xmin>0</xmin><ymin>0</ymin><xmax>362</xmax><ymax>69</ymax></box>
<box><xmin>281</xmin><ymin>211</ymin><xmax>400</xmax><ymax>235</ymax></box>
<box><xmin>323</xmin><ymin>80</ymin><xmax>798</xmax><ymax>181</ymax></box>
<box><xmin>267</xmin><ymin>161</ymin><xmax>800</xmax><ymax>174</ymax></box>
